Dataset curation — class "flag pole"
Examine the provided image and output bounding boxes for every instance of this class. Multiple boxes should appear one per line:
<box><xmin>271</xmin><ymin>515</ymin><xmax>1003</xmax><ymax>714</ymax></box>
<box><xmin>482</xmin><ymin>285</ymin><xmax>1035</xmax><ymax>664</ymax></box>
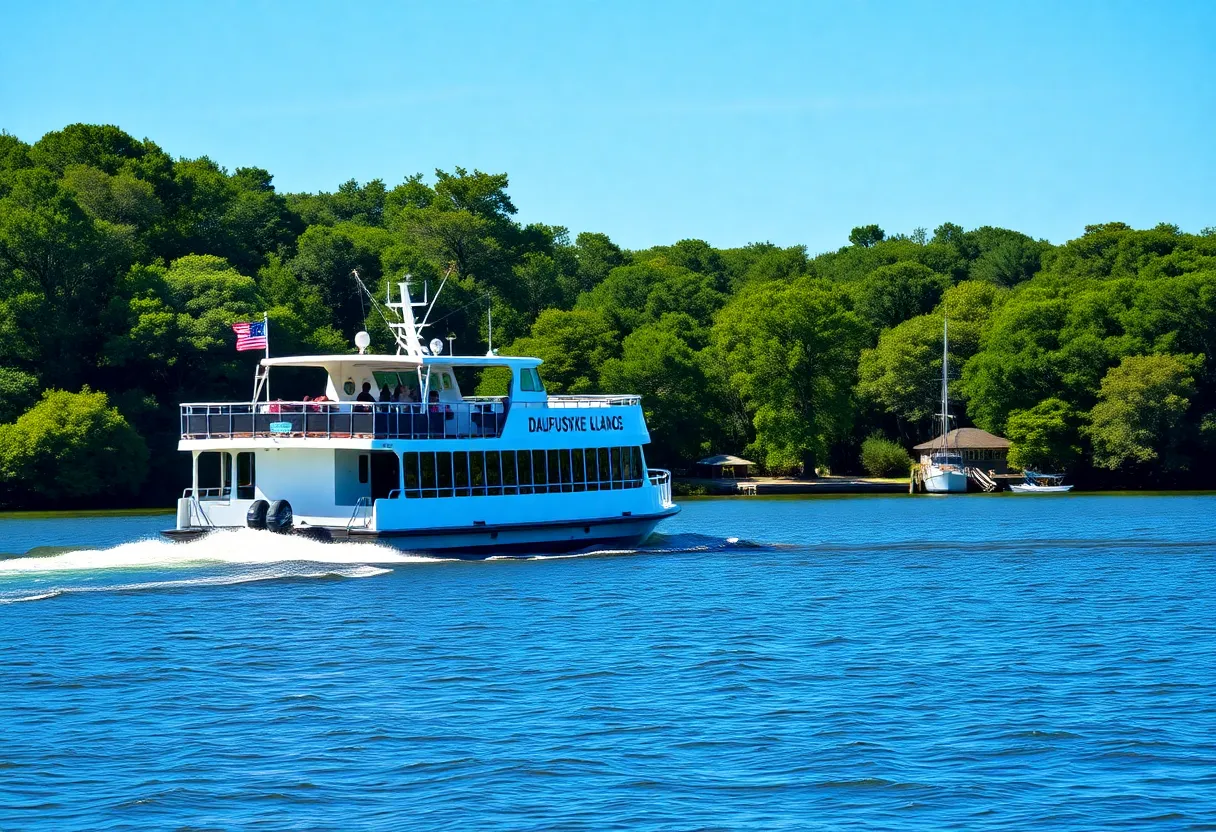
<box><xmin>263</xmin><ymin>312</ymin><xmax>270</xmax><ymax>402</ymax></box>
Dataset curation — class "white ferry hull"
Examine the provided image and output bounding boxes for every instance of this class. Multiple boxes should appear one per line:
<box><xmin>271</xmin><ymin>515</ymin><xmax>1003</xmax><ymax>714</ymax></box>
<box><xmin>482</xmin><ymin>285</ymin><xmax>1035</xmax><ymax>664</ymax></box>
<box><xmin>348</xmin><ymin>508</ymin><xmax>677</xmax><ymax>554</ymax></box>
<box><xmin>1009</xmin><ymin>484</ymin><xmax>1073</xmax><ymax>493</ymax></box>
<box><xmin>923</xmin><ymin>467</ymin><xmax>968</xmax><ymax>493</ymax></box>
<box><xmin>163</xmin><ymin>507</ymin><xmax>678</xmax><ymax>556</ymax></box>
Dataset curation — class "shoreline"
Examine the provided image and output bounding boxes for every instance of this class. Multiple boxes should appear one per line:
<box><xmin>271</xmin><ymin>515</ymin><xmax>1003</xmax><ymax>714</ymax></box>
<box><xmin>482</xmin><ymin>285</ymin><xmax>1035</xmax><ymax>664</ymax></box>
<box><xmin>4</xmin><ymin>490</ymin><xmax>1216</xmax><ymax>518</ymax></box>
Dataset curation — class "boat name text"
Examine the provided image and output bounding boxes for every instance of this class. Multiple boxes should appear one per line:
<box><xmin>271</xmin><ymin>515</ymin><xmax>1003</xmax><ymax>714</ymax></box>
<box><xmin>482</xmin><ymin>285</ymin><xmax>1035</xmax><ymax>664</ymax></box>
<box><xmin>528</xmin><ymin>414</ymin><xmax>624</xmax><ymax>433</ymax></box>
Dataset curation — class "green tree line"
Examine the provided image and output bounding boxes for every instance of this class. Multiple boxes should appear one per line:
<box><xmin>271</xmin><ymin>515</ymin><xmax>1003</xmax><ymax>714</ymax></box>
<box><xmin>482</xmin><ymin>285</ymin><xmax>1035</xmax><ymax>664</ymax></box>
<box><xmin>1</xmin><ymin>123</ymin><xmax>1214</xmax><ymax>506</ymax></box>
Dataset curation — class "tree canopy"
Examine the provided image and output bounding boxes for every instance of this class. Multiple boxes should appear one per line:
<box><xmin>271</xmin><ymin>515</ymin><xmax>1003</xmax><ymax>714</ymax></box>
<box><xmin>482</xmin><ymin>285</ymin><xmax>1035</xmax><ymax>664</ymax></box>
<box><xmin>1</xmin><ymin>121</ymin><xmax>1214</xmax><ymax>505</ymax></box>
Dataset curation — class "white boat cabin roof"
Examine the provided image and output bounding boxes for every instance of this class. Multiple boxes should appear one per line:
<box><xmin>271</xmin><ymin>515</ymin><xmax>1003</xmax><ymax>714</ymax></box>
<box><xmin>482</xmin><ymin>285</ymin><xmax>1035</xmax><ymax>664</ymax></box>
<box><xmin>262</xmin><ymin>353</ymin><xmax>542</xmax><ymax>372</ymax></box>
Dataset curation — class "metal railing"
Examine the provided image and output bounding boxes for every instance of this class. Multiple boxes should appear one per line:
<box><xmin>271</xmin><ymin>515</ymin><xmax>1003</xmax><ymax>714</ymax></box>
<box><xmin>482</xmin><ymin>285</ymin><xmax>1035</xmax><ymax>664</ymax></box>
<box><xmin>648</xmin><ymin>468</ymin><xmax>674</xmax><ymax>508</ymax></box>
<box><xmin>180</xmin><ymin>396</ymin><xmax>640</xmax><ymax>441</ymax></box>
<box><xmin>182</xmin><ymin>487</ymin><xmax>230</xmax><ymax>501</ymax></box>
<box><xmin>181</xmin><ymin>400</ymin><xmax>509</xmax><ymax>441</ymax></box>
<box><xmin>546</xmin><ymin>395</ymin><xmax>640</xmax><ymax>408</ymax></box>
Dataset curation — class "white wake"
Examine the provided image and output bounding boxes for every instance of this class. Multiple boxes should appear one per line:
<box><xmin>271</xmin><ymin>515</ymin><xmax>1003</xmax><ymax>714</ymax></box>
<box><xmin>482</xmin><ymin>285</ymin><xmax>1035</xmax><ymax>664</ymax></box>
<box><xmin>0</xmin><ymin>527</ymin><xmax>443</xmax><ymax>574</ymax></box>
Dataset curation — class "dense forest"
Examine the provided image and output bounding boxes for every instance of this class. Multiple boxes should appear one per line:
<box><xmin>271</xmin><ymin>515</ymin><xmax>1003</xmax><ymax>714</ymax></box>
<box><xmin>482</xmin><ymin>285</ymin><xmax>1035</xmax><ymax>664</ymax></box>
<box><xmin>1</xmin><ymin>123</ymin><xmax>1214</xmax><ymax>507</ymax></box>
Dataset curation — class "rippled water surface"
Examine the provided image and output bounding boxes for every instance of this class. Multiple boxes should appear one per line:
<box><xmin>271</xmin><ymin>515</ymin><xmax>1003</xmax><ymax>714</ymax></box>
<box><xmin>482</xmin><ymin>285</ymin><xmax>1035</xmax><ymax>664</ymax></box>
<box><xmin>2</xmin><ymin>494</ymin><xmax>1215</xmax><ymax>830</ymax></box>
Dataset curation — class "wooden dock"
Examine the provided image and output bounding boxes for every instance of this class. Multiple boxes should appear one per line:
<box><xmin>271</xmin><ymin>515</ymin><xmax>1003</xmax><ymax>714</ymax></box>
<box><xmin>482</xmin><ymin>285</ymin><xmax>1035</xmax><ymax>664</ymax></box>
<box><xmin>682</xmin><ymin>476</ymin><xmax>908</xmax><ymax>496</ymax></box>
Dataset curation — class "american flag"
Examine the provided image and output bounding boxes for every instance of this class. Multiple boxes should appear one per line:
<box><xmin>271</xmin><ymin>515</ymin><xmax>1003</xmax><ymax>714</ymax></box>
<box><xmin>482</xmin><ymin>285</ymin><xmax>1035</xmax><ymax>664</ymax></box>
<box><xmin>232</xmin><ymin>320</ymin><xmax>268</xmax><ymax>352</ymax></box>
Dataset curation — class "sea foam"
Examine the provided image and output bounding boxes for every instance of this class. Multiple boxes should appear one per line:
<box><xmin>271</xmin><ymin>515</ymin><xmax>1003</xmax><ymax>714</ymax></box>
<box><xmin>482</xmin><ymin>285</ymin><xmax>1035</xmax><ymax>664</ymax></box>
<box><xmin>0</xmin><ymin>526</ymin><xmax>440</xmax><ymax>574</ymax></box>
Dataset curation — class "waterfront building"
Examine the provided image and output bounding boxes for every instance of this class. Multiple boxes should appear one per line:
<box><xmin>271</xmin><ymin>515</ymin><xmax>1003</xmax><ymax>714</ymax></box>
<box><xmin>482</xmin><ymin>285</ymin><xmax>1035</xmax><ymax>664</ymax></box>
<box><xmin>914</xmin><ymin>428</ymin><xmax>1011</xmax><ymax>475</ymax></box>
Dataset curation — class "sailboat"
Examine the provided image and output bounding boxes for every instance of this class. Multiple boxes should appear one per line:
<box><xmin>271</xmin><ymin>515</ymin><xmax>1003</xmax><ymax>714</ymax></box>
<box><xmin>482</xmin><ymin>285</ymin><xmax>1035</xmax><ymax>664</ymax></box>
<box><xmin>922</xmin><ymin>317</ymin><xmax>968</xmax><ymax>493</ymax></box>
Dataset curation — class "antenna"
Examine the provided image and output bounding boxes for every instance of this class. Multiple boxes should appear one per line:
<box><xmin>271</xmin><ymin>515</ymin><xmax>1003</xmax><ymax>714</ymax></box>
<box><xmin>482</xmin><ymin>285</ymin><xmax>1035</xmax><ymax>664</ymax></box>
<box><xmin>417</xmin><ymin>264</ymin><xmax>454</xmax><ymax>331</ymax></box>
<box><xmin>486</xmin><ymin>299</ymin><xmax>494</xmax><ymax>356</ymax></box>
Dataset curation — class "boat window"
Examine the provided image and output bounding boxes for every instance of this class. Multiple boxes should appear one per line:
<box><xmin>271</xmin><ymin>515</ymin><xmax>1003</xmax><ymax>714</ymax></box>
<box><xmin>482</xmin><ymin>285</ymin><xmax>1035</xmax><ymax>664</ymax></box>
<box><xmin>453</xmin><ymin>451</ymin><xmax>470</xmax><ymax>496</ymax></box>
<box><xmin>370</xmin><ymin>451</ymin><xmax>400</xmax><ymax>500</ymax></box>
<box><xmin>196</xmin><ymin>451</ymin><xmax>231</xmax><ymax>498</ymax></box>
<box><xmin>529</xmin><ymin>368</ymin><xmax>545</xmax><ymax>392</ymax></box>
<box><xmin>394</xmin><ymin>445</ymin><xmax>647</xmax><ymax>498</ymax></box>
<box><xmin>436</xmin><ymin>452</ymin><xmax>453</xmax><ymax>497</ymax></box>
<box><xmin>517</xmin><ymin>450</ymin><xmax>534</xmax><ymax>494</ymax></box>
<box><xmin>533</xmin><ymin>451</ymin><xmax>548</xmax><ymax>493</ymax></box>
<box><xmin>501</xmin><ymin>451</ymin><xmax>518</xmax><ymax>494</ymax></box>
<box><xmin>584</xmin><ymin>448</ymin><xmax>599</xmax><ymax>491</ymax></box>
<box><xmin>564</xmin><ymin>449</ymin><xmax>576</xmax><ymax>492</ymax></box>
<box><xmin>403</xmin><ymin>453</ymin><xmax>420</xmax><ymax>498</ymax></box>
<box><xmin>470</xmin><ymin>452</ymin><xmax>486</xmax><ymax>497</ymax></box>
<box><xmin>571</xmin><ymin>449</ymin><xmax>586</xmax><ymax>493</ymax></box>
<box><xmin>486</xmin><ymin>451</ymin><xmax>502</xmax><ymax>496</ymax></box>
<box><xmin>519</xmin><ymin>369</ymin><xmax>536</xmax><ymax>392</ymax></box>
<box><xmin>441</xmin><ymin>373</ymin><xmax>452</xmax><ymax>390</ymax></box>
<box><xmin>419</xmin><ymin>453</ymin><xmax>436</xmax><ymax>497</ymax></box>
<box><xmin>358</xmin><ymin>454</ymin><xmax>369</xmax><ymax>484</ymax></box>
<box><xmin>237</xmin><ymin>452</ymin><xmax>256</xmax><ymax>499</ymax></box>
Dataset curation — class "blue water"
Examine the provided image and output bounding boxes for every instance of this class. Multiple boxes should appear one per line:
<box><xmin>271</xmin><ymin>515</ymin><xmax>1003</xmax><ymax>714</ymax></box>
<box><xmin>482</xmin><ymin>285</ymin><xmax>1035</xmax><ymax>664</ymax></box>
<box><xmin>2</xmin><ymin>495</ymin><xmax>1215</xmax><ymax>830</ymax></box>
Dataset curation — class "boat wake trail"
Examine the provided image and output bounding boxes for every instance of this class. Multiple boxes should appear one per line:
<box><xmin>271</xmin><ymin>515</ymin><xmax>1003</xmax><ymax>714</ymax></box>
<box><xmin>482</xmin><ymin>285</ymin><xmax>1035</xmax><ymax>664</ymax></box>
<box><xmin>0</xmin><ymin>527</ymin><xmax>441</xmax><ymax>573</ymax></box>
<box><xmin>0</xmin><ymin>528</ymin><xmax>448</xmax><ymax>604</ymax></box>
<box><xmin>494</xmin><ymin>532</ymin><xmax>790</xmax><ymax>561</ymax></box>
<box><xmin>0</xmin><ymin>564</ymin><xmax>391</xmax><ymax>604</ymax></box>
<box><xmin>0</xmin><ymin>531</ymin><xmax>769</xmax><ymax>602</ymax></box>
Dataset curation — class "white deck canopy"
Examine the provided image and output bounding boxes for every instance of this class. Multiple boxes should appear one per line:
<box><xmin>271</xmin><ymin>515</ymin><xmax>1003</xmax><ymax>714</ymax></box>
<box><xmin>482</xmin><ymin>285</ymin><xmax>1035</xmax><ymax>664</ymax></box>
<box><xmin>259</xmin><ymin>353</ymin><xmax>544</xmax><ymax>403</ymax></box>
<box><xmin>262</xmin><ymin>353</ymin><xmax>542</xmax><ymax>372</ymax></box>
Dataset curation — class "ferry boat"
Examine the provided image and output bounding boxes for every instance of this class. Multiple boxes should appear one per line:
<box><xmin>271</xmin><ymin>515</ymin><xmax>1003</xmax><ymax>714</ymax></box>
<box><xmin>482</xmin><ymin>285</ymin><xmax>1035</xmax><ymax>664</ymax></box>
<box><xmin>164</xmin><ymin>278</ymin><xmax>678</xmax><ymax>553</ymax></box>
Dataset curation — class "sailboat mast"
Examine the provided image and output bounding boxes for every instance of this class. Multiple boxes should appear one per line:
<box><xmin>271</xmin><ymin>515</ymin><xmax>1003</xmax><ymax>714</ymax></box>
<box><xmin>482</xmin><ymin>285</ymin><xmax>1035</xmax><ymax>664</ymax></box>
<box><xmin>941</xmin><ymin>316</ymin><xmax>949</xmax><ymax>447</ymax></box>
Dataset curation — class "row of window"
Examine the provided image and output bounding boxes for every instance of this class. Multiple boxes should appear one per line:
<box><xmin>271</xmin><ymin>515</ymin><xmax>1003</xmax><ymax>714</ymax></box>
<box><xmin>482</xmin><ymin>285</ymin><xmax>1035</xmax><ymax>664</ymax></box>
<box><xmin>402</xmin><ymin>447</ymin><xmax>645</xmax><ymax>498</ymax></box>
<box><xmin>962</xmin><ymin>450</ymin><xmax>1006</xmax><ymax>461</ymax></box>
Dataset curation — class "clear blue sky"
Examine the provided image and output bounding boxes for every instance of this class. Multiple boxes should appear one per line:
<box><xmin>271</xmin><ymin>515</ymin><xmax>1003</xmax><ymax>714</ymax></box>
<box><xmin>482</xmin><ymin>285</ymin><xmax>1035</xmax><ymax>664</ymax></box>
<box><xmin>1</xmin><ymin>0</ymin><xmax>1212</xmax><ymax>252</ymax></box>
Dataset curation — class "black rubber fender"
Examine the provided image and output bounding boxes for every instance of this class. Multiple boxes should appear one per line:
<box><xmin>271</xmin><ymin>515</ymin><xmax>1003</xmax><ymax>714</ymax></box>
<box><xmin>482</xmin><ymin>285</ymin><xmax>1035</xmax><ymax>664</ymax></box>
<box><xmin>246</xmin><ymin>499</ymin><xmax>270</xmax><ymax>530</ymax></box>
<box><xmin>266</xmin><ymin>499</ymin><xmax>293</xmax><ymax>534</ymax></box>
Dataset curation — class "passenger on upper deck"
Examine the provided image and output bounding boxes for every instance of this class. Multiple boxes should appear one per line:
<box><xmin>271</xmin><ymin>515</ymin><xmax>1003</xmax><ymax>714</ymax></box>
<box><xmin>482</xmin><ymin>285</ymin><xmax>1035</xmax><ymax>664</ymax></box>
<box><xmin>355</xmin><ymin>382</ymin><xmax>375</xmax><ymax>412</ymax></box>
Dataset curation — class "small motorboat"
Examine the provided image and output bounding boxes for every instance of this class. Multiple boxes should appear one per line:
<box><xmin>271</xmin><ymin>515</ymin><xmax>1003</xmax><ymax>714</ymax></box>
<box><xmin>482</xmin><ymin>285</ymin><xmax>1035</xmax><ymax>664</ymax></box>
<box><xmin>1009</xmin><ymin>471</ymin><xmax>1073</xmax><ymax>493</ymax></box>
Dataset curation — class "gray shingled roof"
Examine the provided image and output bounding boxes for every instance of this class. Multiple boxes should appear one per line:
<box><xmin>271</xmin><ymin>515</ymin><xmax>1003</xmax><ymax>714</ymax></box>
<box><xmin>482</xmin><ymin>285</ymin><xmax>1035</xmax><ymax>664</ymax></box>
<box><xmin>913</xmin><ymin>427</ymin><xmax>1011</xmax><ymax>451</ymax></box>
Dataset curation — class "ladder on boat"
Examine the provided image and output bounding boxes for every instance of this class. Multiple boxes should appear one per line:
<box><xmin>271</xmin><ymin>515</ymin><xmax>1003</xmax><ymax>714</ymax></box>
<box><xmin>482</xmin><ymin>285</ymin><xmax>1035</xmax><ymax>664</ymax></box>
<box><xmin>346</xmin><ymin>496</ymin><xmax>373</xmax><ymax>530</ymax></box>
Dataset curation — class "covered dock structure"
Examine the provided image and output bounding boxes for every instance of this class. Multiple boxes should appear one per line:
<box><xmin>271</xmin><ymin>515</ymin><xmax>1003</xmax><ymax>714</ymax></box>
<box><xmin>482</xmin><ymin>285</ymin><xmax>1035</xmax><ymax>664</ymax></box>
<box><xmin>695</xmin><ymin>454</ymin><xmax>756</xmax><ymax>479</ymax></box>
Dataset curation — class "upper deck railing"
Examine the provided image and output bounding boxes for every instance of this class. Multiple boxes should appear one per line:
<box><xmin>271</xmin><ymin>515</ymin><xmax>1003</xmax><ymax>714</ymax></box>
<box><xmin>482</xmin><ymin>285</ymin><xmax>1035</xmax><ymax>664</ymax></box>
<box><xmin>179</xmin><ymin>395</ymin><xmax>640</xmax><ymax>441</ymax></box>
<box><xmin>544</xmin><ymin>395</ymin><xmax>640</xmax><ymax>408</ymax></box>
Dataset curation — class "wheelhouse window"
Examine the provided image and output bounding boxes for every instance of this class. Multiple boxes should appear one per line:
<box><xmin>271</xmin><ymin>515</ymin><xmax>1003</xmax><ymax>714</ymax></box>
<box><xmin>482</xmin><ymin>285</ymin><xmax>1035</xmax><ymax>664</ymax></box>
<box><xmin>517</xmin><ymin>367</ymin><xmax>545</xmax><ymax>393</ymax></box>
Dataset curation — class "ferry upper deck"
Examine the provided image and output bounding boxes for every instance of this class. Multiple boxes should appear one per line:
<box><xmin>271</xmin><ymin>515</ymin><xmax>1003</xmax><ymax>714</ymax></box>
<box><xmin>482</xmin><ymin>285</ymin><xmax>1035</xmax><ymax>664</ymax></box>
<box><xmin>179</xmin><ymin>353</ymin><xmax>649</xmax><ymax>448</ymax></box>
